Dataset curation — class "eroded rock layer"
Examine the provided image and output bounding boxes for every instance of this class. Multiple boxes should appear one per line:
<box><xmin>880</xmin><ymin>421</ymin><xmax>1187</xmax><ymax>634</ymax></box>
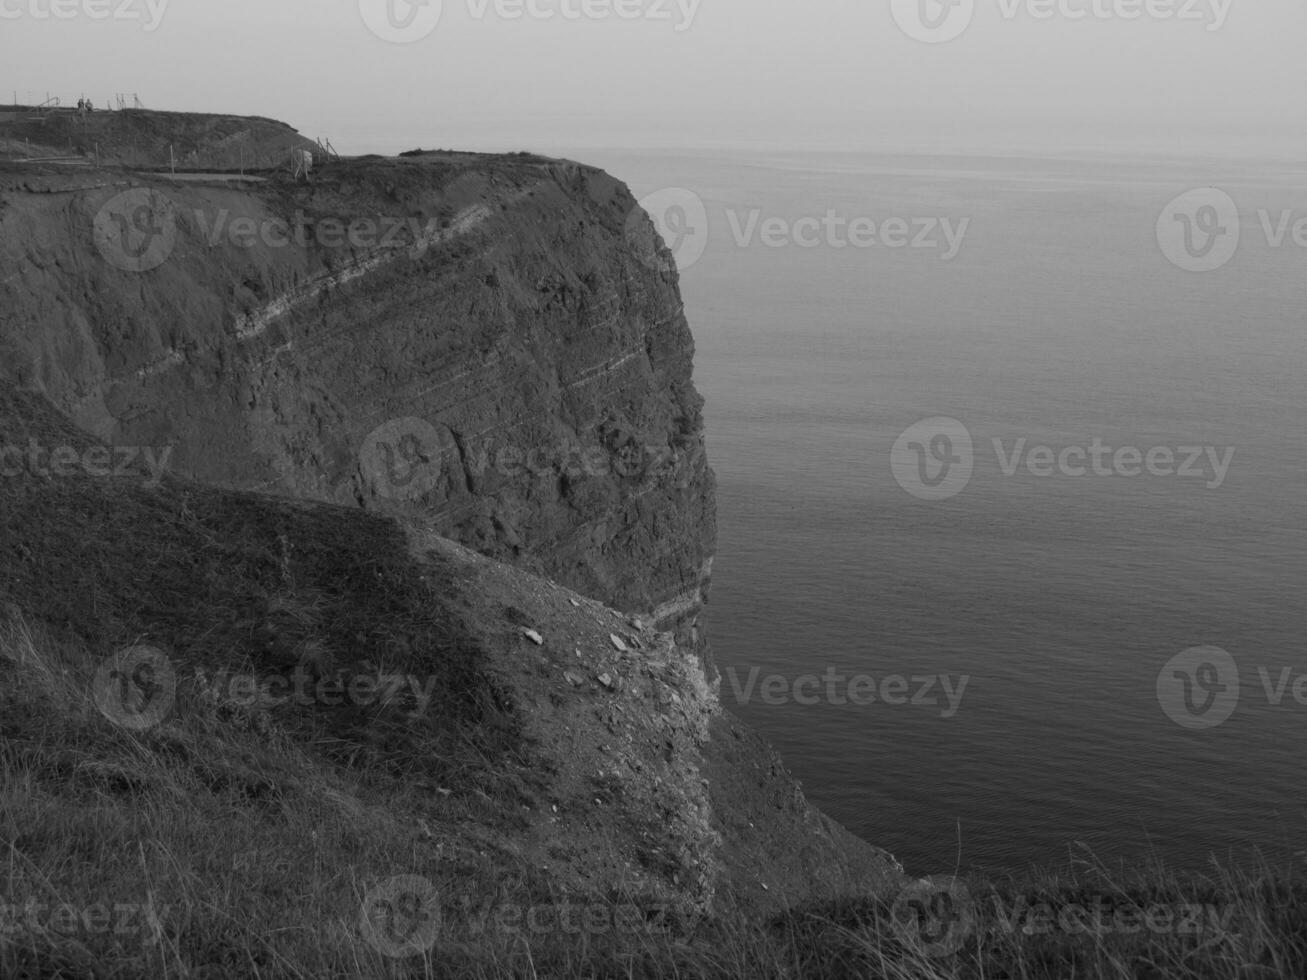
<box><xmin>0</xmin><ymin>152</ymin><xmax>715</xmax><ymax>666</ymax></box>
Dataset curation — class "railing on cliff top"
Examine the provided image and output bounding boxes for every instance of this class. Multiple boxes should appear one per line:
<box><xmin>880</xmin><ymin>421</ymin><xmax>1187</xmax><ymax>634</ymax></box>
<box><xmin>6</xmin><ymin>90</ymin><xmax>144</xmax><ymax>110</ymax></box>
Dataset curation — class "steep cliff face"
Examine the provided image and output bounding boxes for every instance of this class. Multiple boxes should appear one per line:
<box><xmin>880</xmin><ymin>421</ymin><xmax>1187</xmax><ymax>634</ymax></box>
<box><xmin>0</xmin><ymin>151</ymin><xmax>715</xmax><ymax>668</ymax></box>
<box><xmin>0</xmin><ymin>125</ymin><xmax>903</xmax><ymax>917</ymax></box>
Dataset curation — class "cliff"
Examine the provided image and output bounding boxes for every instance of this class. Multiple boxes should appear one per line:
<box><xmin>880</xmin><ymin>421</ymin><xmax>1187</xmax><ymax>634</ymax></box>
<box><xmin>0</xmin><ymin>146</ymin><xmax>715</xmax><ymax>669</ymax></box>
<box><xmin>0</xmin><ymin>114</ymin><xmax>903</xmax><ymax>955</ymax></box>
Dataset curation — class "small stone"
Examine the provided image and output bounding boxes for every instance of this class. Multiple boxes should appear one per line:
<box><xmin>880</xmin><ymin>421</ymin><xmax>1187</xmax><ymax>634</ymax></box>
<box><xmin>609</xmin><ymin>633</ymin><xmax>627</xmax><ymax>652</ymax></box>
<box><xmin>597</xmin><ymin>672</ymin><xmax>615</xmax><ymax>690</ymax></box>
<box><xmin>521</xmin><ymin>628</ymin><xmax>544</xmax><ymax>645</ymax></box>
<box><xmin>569</xmin><ymin>599</ymin><xmax>580</xmax><ymax>607</ymax></box>
<box><xmin>563</xmin><ymin>671</ymin><xmax>586</xmax><ymax>687</ymax></box>
<box><xmin>628</xmin><ymin>617</ymin><xmax>646</xmax><ymax>631</ymax></box>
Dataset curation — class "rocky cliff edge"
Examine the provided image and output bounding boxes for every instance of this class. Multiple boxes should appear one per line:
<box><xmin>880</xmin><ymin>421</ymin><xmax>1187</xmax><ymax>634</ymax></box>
<box><xmin>0</xmin><ymin>113</ymin><xmax>903</xmax><ymax>928</ymax></box>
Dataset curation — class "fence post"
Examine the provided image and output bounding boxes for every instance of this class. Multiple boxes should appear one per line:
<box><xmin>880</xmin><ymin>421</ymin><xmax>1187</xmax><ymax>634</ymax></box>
<box><xmin>170</xmin><ymin>143</ymin><xmax>175</xmax><ymax>176</ymax></box>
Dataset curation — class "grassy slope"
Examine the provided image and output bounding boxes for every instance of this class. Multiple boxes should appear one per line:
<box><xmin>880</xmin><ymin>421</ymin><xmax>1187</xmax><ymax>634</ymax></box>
<box><xmin>0</xmin><ymin>383</ymin><xmax>540</xmax><ymax>975</ymax></box>
<box><xmin>0</xmin><ymin>382</ymin><xmax>839</xmax><ymax>976</ymax></box>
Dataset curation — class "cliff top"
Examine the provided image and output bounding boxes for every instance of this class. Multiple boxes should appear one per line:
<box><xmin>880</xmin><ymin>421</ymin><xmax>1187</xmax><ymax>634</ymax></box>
<box><xmin>0</xmin><ymin>105</ymin><xmax>569</xmax><ymax>176</ymax></box>
<box><xmin>0</xmin><ymin>106</ymin><xmax>308</xmax><ymax>167</ymax></box>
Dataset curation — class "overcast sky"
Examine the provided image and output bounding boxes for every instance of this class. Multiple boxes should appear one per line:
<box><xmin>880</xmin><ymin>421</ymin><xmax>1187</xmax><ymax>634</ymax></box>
<box><xmin>2</xmin><ymin>0</ymin><xmax>1303</xmax><ymax>157</ymax></box>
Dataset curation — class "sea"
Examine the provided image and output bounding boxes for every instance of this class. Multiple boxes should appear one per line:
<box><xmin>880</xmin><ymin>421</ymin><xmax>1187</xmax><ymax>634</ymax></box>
<box><xmin>369</xmin><ymin>139</ymin><xmax>1307</xmax><ymax>877</ymax></box>
<box><xmin>586</xmin><ymin>147</ymin><xmax>1307</xmax><ymax>879</ymax></box>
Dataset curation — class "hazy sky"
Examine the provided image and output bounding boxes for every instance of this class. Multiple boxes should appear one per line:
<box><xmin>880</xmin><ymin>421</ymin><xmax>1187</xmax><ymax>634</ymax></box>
<box><xmin>2</xmin><ymin>0</ymin><xmax>1303</xmax><ymax>157</ymax></box>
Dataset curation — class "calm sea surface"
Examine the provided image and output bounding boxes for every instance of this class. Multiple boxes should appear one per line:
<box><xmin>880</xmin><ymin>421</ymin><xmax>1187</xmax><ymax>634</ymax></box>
<box><xmin>578</xmin><ymin>149</ymin><xmax>1307</xmax><ymax>877</ymax></box>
